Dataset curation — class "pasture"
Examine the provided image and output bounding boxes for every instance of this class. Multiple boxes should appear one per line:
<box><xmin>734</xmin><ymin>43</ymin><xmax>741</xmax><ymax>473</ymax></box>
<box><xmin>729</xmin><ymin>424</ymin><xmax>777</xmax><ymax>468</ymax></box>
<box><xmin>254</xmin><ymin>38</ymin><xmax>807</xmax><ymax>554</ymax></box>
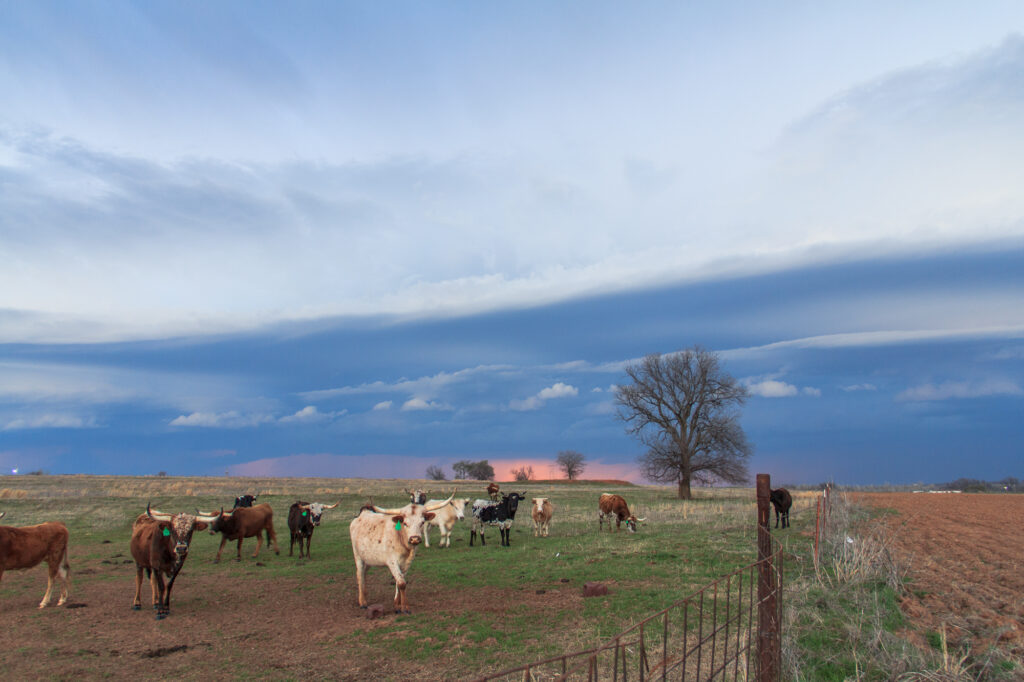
<box><xmin>0</xmin><ymin>475</ymin><xmax>782</xmax><ymax>680</ymax></box>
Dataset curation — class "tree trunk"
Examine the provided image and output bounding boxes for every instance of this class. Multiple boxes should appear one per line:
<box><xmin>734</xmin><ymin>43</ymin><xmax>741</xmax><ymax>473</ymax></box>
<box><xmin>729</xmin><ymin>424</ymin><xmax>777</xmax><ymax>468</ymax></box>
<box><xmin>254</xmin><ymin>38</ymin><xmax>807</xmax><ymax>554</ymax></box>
<box><xmin>677</xmin><ymin>477</ymin><xmax>692</xmax><ymax>500</ymax></box>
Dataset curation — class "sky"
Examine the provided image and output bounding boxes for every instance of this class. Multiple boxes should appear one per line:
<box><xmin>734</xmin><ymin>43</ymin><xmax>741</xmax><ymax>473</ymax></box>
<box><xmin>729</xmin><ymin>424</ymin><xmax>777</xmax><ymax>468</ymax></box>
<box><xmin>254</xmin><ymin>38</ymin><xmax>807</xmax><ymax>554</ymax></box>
<box><xmin>1</xmin><ymin>2</ymin><xmax>1023</xmax><ymax>486</ymax></box>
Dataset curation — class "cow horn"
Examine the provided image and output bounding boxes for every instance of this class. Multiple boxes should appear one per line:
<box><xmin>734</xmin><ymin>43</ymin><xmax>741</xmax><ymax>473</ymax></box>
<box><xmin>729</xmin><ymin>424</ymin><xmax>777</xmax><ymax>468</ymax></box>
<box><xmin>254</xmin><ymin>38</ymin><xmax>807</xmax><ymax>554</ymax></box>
<box><xmin>636</xmin><ymin>517</ymin><xmax>647</xmax><ymax>522</ymax></box>
<box><xmin>0</xmin><ymin>511</ymin><xmax>5</xmax><ymax>520</ymax></box>
<box><xmin>371</xmin><ymin>505</ymin><xmax>405</xmax><ymax>515</ymax></box>
<box><xmin>424</xmin><ymin>492</ymin><xmax>455</xmax><ymax>512</ymax></box>
<box><xmin>322</xmin><ymin>502</ymin><xmax>339</xmax><ymax>510</ymax></box>
<box><xmin>146</xmin><ymin>502</ymin><xmax>174</xmax><ymax>523</ymax></box>
<box><xmin>196</xmin><ymin>508</ymin><xmax>223</xmax><ymax>523</ymax></box>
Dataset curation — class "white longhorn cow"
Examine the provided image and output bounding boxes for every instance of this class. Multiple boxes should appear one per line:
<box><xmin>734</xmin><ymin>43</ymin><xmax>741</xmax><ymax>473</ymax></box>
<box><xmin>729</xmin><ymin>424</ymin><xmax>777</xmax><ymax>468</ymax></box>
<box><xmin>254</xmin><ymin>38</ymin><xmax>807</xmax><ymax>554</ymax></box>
<box><xmin>423</xmin><ymin>497</ymin><xmax>469</xmax><ymax>548</ymax></box>
<box><xmin>349</xmin><ymin>493</ymin><xmax>453</xmax><ymax>613</ymax></box>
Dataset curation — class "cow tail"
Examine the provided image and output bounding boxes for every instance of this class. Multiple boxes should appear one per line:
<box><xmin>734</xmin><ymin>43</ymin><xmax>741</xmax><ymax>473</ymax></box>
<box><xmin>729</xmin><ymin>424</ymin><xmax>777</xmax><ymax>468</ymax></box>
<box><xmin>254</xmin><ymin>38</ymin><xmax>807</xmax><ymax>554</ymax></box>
<box><xmin>59</xmin><ymin>543</ymin><xmax>70</xmax><ymax>579</ymax></box>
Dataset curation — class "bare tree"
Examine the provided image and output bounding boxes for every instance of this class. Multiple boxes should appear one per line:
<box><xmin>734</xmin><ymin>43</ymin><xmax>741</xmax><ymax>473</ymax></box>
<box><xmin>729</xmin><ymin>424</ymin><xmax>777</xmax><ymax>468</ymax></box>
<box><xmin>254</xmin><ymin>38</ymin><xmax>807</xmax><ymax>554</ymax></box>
<box><xmin>556</xmin><ymin>450</ymin><xmax>586</xmax><ymax>481</ymax></box>
<box><xmin>615</xmin><ymin>346</ymin><xmax>751</xmax><ymax>499</ymax></box>
<box><xmin>426</xmin><ymin>464</ymin><xmax>447</xmax><ymax>481</ymax></box>
<box><xmin>511</xmin><ymin>465</ymin><xmax>534</xmax><ymax>482</ymax></box>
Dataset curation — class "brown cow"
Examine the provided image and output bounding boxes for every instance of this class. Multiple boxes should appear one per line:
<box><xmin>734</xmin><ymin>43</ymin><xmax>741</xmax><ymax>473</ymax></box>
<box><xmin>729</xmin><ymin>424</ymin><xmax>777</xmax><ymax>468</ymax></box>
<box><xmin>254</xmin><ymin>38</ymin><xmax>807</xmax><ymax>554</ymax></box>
<box><xmin>207</xmin><ymin>503</ymin><xmax>280</xmax><ymax>562</ymax></box>
<box><xmin>350</xmin><ymin>494</ymin><xmax>453</xmax><ymax>613</ymax></box>
<box><xmin>486</xmin><ymin>482</ymin><xmax>500</xmax><ymax>501</ymax></box>
<box><xmin>531</xmin><ymin>497</ymin><xmax>553</xmax><ymax>537</ymax></box>
<box><xmin>0</xmin><ymin>511</ymin><xmax>71</xmax><ymax>608</ymax></box>
<box><xmin>130</xmin><ymin>505</ymin><xmax>222</xmax><ymax>619</ymax></box>
<box><xmin>598</xmin><ymin>493</ymin><xmax>646</xmax><ymax>533</ymax></box>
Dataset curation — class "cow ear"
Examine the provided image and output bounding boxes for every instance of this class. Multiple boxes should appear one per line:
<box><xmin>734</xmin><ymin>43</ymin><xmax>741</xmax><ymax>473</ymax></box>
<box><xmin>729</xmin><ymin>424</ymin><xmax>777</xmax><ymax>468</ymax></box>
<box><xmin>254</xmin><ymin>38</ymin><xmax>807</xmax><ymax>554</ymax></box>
<box><xmin>194</xmin><ymin>521</ymin><xmax>208</xmax><ymax>531</ymax></box>
<box><xmin>423</xmin><ymin>512</ymin><xmax>435</xmax><ymax>521</ymax></box>
<box><xmin>391</xmin><ymin>515</ymin><xmax>405</xmax><ymax>524</ymax></box>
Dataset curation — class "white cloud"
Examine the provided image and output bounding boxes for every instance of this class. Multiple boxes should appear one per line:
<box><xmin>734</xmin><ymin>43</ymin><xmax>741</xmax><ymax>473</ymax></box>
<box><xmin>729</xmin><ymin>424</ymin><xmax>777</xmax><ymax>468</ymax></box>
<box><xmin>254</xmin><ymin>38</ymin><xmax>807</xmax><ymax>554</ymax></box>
<box><xmin>2</xmin><ymin>414</ymin><xmax>95</xmax><ymax>431</ymax></box>
<box><xmin>372</xmin><ymin>400</ymin><xmax>393</xmax><ymax>411</ymax></box>
<box><xmin>509</xmin><ymin>396</ymin><xmax>543</xmax><ymax>412</ymax></box>
<box><xmin>401</xmin><ymin>397</ymin><xmax>450</xmax><ymax>412</ymax></box>
<box><xmin>747</xmin><ymin>380</ymin><xmax>799</xmax><ymax>398</ymax></box>
<box><xmin>841</xmin><ymin>383</ymin><xmax>877</xmax><ymax>392</ymax></box>
<box><xmin>509</xmin><ymin>382</ymin><xmax>579</xmax><ymax>411</ymax></box>
<box><xmin>746</xmin><ymin>379</ymin><xmax>821</xmax><ymax>398</ymax></box>
<box><xmin>278</xmin><ymin>405</ymin><xmax>346</xmax><ymax>424</ymax></box>
<box><xmin>169</xmin><ymin>411</ymin><xmax>275</xmax><ymax>428</ymax></box>
<box><xmin>897</xmin><ymin>379</ymin><xmax>1023</xmax><ymax>402</ymax></box>
<box><xmin>301</xmin><ymin>365</ymin><xmax>513</xmax><ymax>401</ymax></box>
<box><xmin>537</xmin><ymin>382</ymin><xmax>578</xmax><ymax>400</ymax></box>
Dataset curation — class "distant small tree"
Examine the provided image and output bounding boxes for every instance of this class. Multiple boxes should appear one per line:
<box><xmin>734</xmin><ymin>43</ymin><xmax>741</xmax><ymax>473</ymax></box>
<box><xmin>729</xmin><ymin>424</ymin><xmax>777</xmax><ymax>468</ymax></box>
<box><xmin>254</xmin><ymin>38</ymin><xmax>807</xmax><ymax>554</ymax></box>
<box><xmin>452</xmin><ymin>460</ymin><xmax>471</xmax><ymax>479</ymax></box>
<box><xmin>452</xmin><ymin>459</ymin><xmax>495</xmax><ymax>480</ymax></box>
<box><xmin>426</xmin><ymin>464</ymin><xmax>447</xmax><ymax>481</ymax></box>
<box><xmin>511</xmin><ymin>465</ymin><xmax>534</xmax><ymax>482</ymax></box>
<box><xmin>556</xmin><ymin>451</ymin><xmax>586</xmax><ymax>480</ymax></box>
<box><xmin>468</xmin><ymin>460</ymin><xmax>495</xmax><ymax>480</ymax></box>
<box><xmin>157</xmin><ymin>471</ymin><xmax>168</xmax><ymax>477</ymax></box>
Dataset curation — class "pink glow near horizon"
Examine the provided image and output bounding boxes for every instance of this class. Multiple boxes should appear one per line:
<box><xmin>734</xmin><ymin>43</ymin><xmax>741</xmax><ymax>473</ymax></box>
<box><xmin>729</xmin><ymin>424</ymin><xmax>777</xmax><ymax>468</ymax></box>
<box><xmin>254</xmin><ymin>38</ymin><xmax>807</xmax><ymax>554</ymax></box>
<box><xmin>225</xmin><ymin>452</ymin><xmax>646</xmax><ymax>484</ymax></box>
<box><xmin>490</xmin><ymin>458</ymin><xmax>644</xmax><ymax>483</ymax></box>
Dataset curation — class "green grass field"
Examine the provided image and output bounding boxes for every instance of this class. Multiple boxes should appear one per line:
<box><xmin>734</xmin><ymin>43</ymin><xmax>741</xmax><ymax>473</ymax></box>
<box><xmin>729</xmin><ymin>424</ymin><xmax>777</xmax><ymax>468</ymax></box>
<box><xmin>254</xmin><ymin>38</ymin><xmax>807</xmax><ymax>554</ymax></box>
<box><xmin>0</xmin><ymin>475</ymin><xmax>867</xmax><ymax>680</ymax></box>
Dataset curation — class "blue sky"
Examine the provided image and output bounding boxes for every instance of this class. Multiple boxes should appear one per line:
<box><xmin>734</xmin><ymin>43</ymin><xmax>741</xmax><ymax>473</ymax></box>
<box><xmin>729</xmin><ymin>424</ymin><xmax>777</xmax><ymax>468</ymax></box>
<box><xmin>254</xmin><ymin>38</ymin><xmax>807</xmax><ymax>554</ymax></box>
<box><xmin>2</xmin><ymin>3</ymin><xmax>1023</xmax><ymax>485</ymax></box>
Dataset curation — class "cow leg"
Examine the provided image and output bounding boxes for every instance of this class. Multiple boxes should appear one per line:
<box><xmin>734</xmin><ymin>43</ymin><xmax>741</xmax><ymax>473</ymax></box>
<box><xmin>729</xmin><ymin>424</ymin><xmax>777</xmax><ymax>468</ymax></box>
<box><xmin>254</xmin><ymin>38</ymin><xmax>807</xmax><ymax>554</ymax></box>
<box><xmin>267</xmin><ymin>525</ymin><xmax>280</xmax><ymax>555</ymax></box>
<box><xmin>354</xmin><ymin>557</ymin><xmax>367</xmax><ymax>608</ymax></box>
<box><xmin>56</xmin><ymin>544</ymin><xmax>70</xmax><ymax>606</ymax></box>
<box><xmin>304</xmin><ymin>535</ymin><xmax>311</xmax><ymax>558</ymax></box>
<box><xmin>39</xmin><ymin>570</ymin><xmax>55</xmax><ymax>608</ymax></box>
<box><xmin>289</xmin><ymin>532</ymin><xmax>295</xmax><ymax>557</ymax></box>
<box><xmin>215</xmin><ymin>536</ymin><xmax>228</xmax><ymax>563</ymax></box>
<box><xmin>151</xmin><ymin>570</ymin><xmax>164</xmax><ymax>613</ymax></box>
<box><xmin>387</xmin><ymin>560</ymin><xmax>408</xmax><ymax>613</ymax></box>
<box><xmin>470</xmin><ymin>528</ymin><xmax>475</xmax><ymax>546</ymax></box>
<box><xmin>235</xmin><ymin>537</ymin><xmax>244</xmax><ymax>561</ymax></box>
<box><xmin>253</xmin><ymin>532</ymin><xmax>264</xmax><ymax>559</ymax></box>
<box><xmin>132</xmin><ymin>565</ymin><xmax>144</xmax><ymax>610</ymax></box>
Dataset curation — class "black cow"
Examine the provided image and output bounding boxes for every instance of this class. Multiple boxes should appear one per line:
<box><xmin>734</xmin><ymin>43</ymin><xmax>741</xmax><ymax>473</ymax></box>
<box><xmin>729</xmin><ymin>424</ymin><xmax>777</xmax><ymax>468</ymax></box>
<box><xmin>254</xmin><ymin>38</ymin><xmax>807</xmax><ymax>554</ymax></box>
<box><xmin>770</xmin><ymin>488</ymin><xmax>792</xmax><ymax>529</ymax></box>
<box><xmin>233</xmin><ymin>494</ymin><xmax>258</xmax><ymax>509</ymax></box>
<box><xmin>470</xmin><ymin>492</ymin><xmax>527</xmax><ymax>547</ymax></box>
<box><xmin>287</xmin><ymin>501</ymin><xmax>339</xmax><ymax>558</ymax></box>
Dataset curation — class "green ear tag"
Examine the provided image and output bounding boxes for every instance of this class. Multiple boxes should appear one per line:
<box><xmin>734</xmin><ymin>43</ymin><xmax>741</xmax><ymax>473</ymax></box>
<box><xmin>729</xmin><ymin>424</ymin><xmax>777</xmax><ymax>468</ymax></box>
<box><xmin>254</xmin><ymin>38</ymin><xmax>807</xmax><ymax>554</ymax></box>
<box><xmin>395</xmin><ymin>521</ymin><xmax>402</xmax><ymax>530</ymax></box>
<box><xmin>162</xmin><ymin>528</ymin><xmax>170</xmax><ymax>537</ymax></box>
<box><xmin>302</xmin><ymin>511</ymin><xmax>308</xmax><ymax>517</ymax></box>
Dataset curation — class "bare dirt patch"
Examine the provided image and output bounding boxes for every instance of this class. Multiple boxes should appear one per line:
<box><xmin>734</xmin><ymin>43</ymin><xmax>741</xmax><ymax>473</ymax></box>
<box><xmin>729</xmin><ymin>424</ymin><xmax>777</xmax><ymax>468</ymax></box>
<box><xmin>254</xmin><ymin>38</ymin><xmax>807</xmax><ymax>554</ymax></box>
<box><xmin>854</xmin><ymin>493</ymin><xmax>1024</xmax><ymax>659</ymax></box>
<box><xmin>0</xmin><ymin>555</ymin><xmax>585</xmax><ymax>681</ymax></box>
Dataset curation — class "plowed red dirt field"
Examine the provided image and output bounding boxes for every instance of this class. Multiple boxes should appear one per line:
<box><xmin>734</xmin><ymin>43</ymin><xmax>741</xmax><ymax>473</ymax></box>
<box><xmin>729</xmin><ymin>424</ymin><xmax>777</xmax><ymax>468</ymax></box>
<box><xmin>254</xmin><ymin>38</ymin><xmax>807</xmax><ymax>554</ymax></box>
<box><xmin>854</xmin><ymin>493</ymin><xmax>1024</xmax><ymax>659</ymax></box>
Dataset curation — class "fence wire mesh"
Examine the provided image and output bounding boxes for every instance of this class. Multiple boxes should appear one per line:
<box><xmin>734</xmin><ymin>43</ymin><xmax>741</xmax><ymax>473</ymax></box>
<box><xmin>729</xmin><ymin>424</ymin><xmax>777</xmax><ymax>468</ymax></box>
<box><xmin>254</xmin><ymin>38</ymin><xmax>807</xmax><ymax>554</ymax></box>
<box><xmin>473</xmin><ymin>530</ymin><xmax>783</xmax><ymax>682</ymax></box>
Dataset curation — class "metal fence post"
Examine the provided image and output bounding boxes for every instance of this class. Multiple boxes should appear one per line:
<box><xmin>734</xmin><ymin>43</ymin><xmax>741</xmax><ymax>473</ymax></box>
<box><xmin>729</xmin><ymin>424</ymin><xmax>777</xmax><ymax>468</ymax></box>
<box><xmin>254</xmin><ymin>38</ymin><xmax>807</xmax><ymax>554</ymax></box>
<box><xmin>756</xmin><ymin>473</ymin><xmax>779</xmax><ymax>682</ymax></box>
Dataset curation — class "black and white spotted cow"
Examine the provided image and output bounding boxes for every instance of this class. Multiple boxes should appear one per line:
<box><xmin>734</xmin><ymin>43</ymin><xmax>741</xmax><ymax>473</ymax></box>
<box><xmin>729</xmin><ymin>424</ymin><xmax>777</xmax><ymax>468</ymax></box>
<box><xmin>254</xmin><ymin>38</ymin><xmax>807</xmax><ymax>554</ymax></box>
<box><xmin>470</xmin><ymin>492</ymin><xmax>526</xmax><ymax>547</ymax></box>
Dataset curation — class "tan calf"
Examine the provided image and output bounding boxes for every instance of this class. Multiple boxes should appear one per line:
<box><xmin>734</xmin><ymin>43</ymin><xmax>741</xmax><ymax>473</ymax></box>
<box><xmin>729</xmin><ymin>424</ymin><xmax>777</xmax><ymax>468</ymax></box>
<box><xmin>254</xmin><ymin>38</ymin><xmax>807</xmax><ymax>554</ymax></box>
<box><xmin>531</xmin><ymin>497</ymin><xmax>553</xmax><ymax>537</ymax></box>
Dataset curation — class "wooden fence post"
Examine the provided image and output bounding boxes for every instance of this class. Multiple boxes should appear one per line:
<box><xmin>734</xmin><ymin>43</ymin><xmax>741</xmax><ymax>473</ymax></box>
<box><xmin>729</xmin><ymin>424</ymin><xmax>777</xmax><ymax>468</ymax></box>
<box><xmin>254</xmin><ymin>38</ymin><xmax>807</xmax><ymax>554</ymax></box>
<box><xmin>756</xmin><ymin>473</ymin><xmax>779</xmax><ymax>681</ymax></box>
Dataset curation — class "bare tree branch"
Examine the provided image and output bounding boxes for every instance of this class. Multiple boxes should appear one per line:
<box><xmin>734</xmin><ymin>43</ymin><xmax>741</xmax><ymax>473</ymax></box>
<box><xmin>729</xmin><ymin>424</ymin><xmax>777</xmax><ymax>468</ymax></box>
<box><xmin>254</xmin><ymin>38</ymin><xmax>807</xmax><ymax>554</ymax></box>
<box><xmin>616</xmin><ymin>347</ymin><xmax>751</xmax><ymax>499</ymax></box>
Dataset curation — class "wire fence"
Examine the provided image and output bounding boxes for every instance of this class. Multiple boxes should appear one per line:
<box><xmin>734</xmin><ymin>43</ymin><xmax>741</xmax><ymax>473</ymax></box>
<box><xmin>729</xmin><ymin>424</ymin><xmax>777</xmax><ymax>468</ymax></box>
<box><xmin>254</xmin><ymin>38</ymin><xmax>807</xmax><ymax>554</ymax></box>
<box><xmin>472</xmin><ymin>475</ymin><xmax>786</xmax><ymax>682</ymax></box>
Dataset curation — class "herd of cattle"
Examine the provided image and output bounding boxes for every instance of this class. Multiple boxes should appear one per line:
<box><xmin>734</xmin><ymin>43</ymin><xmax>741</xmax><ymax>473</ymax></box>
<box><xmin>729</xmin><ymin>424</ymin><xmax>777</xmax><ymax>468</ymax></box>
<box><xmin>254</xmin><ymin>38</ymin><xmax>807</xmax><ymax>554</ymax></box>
<box><xmin>0</xmin><ymin>485</ymin><xmax>793</xmax><ymax>618</ymax></box>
